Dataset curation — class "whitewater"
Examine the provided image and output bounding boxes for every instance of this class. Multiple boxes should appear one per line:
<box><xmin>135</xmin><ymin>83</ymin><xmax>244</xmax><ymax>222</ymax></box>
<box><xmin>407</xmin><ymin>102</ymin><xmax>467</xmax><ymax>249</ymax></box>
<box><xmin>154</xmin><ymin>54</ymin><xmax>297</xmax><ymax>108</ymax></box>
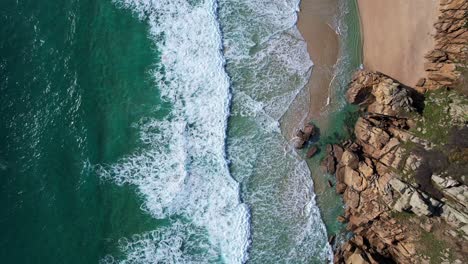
<box><xmin>100</xmin><ymin>0</ymin><xmax>331</xmax><ymax>263</ymax></box>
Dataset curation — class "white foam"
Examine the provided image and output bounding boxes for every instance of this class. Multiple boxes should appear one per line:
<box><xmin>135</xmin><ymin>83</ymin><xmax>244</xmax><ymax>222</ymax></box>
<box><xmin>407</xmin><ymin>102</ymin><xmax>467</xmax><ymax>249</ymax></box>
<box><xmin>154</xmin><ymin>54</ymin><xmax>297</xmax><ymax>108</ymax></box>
<box><xmin>101</xmin><ymin>0</ymin><xmax>250</xmax><ymax>263</ymax></box>
<box><xmin>219</xmin><ymin>0</ymin><xmax>332</xmax><ymax>262</ymax></box>
<box><xmin>100</xmin><ymin>219</ymin><xmax>222</xmax><ymax>264</ymax></box>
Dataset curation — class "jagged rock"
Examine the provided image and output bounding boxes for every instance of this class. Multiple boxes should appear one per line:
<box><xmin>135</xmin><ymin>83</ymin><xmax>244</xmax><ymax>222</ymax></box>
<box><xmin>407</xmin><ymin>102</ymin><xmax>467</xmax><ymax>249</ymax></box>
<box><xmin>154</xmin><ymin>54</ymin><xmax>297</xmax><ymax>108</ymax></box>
<box><xmin>409</xmin><ymin>192</ymin><xmax>433</xmax><ymax>217</ymax></box>
<box><xmin>379</xmin><ymin>146</ymin><xmax>405</xmax><ymax>170</ymax></box>
<box><xmin>334</xmin><ymin>145</ymin><xmax>345</xmax><ymax>160</ymax></box>
<box><xmin>321</xmin><ymin>144</ymin><xmax>345</xmax><ymax>174</ymax></box>
<box><xmin>416</xmin><ymin>78</ymin><xmax>426</xmax><ymax>87</ymax></box>
<box><xmin>346</xmin><ymin>71</ymin><xmax>380</xmax><ymax>105</ymax></box>
<box><xmin>461</xmin><ymin>225</ymin><xmax>468</xmax><ymax>236</ymax></box>
<box><xmin>440</xmin><ymin>204</ymin><xmax>468</xmax><ymax>227</ymax></box>
<box><xmin>333</xmin><ymin>2</ymin><xmax>468</xmax><ymax>261</ymax></box>
<box><xmin>423</xmin><ymin>0</ymin><xmax>467</xmax><ymax>90</ymax></box>
<box><xmin>345</xmin><ymin>188</ymin><xmax>361</xmax><ymax>209</ymax></box>
<box><xmin>346</xmin><ymin>250</ymin><xmax>369</xmax><ymax>264</ymax></box>
<box><xmin>336</xmin><ymin>182</ymin><xmax>348</xmax><ymax>194</ymax></box>
<box><xmin>448</xmin><ymin>93</ymin><xmax>468</xmax><ymax>124</ymax></box>
<box><xmin>368</xmin><ymin>80</ymin><xmax>415</xmax><ymax>117</ymax></box>
<box><xmin>341</xmin><ymin>150</ymin><xmax>360</xmax><ymax>169</ymax></box>
<box><xmin>403</xmin><ymin>153</ymin><xmax>423</xmax><ymax>174</ymax></box>
<box><xmin>393</xmin><ymin>192</ymin><xmax>413</xmax><ymax>212</ymax></box>
<box><xmin>344</xmin><ymin>167</ymin><xmax>362</xmax><ymax>188</ymax></box>
<box><xmin>292</xmin><ymin>135</ymin><xmax>306</xmax><ymax>149</ymax></box>
<box><xmin>303</xmin><ymin>124</ymin><xmax>316</xmax><ymax>140</ymax></box>
<box><xmin>292</xmin><ymin>124</ymin><xmax>317</xmax><ymax>149</ymax></box>
<box><xmin>358</xmin><ymin>161</ymin><xmax>374</xmax><ymax>179</ymax></box>
<box><xmin>354</xmin><ymin>117</ymin><xmax>392</xmax><ymax>159</ymax></box>
<box><xmin>389</xmin><ymin>178</ymin><xmax>435</xmax><ymax>216</ymax></box>
<box><xmin>433</xmin><ymin>174</ymin><xmax>468</xmax><ymax>210</ymax></box>
<box><xmin>432</xmin><ymin>174</ymin><xmax>461</xmax><ymax>188</ymax></box>
<box><xmin>346</xmin><ymin>71</ymin><xmax>416</xmax><ymax>117</ymax></box>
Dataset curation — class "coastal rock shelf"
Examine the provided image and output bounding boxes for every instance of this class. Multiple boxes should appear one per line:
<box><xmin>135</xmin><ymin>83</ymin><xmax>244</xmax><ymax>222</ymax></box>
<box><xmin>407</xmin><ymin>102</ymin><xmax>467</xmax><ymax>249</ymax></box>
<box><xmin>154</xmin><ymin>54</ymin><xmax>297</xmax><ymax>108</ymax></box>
<box><xmin>323</xmin><ymin>0</ymin><xmax>468</xmax><ymax>262</ymax></box>
<box><xmin>328</xmin><ymin>70</ymin><xmax>468</xmax><ymax>264</ymax></box>
<box><xmin>419</xmin><ymin>0</ymin><xmax>468</xmax><ymax>91</ymax></box>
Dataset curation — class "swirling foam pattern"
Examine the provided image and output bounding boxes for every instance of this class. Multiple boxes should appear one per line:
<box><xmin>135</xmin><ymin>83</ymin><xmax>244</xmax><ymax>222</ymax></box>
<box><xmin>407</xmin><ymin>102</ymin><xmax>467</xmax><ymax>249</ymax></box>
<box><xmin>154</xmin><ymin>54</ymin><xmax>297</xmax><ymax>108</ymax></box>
<box><xmin>100</xmin><ymin>0</ymin><xmax>250</xmax><ymax>263</ymax></box>
<box><xmin>219</xmin><ymin>0</ymin><xmax>332</xmax><ymax>262</ymax></box>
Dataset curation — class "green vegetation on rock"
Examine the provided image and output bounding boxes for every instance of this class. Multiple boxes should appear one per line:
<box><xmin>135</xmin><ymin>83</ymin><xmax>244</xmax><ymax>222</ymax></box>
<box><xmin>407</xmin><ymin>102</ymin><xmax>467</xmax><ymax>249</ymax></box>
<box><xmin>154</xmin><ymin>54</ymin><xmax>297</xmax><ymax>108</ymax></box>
<box><xmin>413</xmin><ymin>89</ymin><xmax>468</xmax><ymax>145</ymax></box>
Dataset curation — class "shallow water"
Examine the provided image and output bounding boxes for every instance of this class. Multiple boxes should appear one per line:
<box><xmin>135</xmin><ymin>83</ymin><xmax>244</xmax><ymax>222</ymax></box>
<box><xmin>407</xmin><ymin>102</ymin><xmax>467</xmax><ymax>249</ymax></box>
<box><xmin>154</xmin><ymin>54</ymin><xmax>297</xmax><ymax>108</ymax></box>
<box><xmin>304</xmin><ymin>0</ymin><xmax>362</xmax><ymax>237</ymax></box>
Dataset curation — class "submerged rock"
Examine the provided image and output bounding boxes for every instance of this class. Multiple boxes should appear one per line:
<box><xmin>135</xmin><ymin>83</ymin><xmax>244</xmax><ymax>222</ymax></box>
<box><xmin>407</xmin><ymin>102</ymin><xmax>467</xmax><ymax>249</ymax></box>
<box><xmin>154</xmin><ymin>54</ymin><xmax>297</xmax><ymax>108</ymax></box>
<box><xmin>306</xmin><ymin>146</ymin><xmax>318</xmax><ymax>158</ymax></box>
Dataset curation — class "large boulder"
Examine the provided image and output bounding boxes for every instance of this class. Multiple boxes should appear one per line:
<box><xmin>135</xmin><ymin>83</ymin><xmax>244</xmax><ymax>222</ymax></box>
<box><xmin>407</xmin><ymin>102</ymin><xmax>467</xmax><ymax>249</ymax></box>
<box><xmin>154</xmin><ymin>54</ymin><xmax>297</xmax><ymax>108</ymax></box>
<box><xmin>440</xmin><ymin>204</ymin><xmax>468</xmax><ymax>228</ymax></box>
<box><xmin>346</xmin><ymin>71</ymin><xmax>416</xmax><ymax>117</ymax></box>
<box><xmin>346</xmin><ymin>71</ymin><xmax>381</xmax><ymax>105</ymax></box>
<box><xmin>344</xmin><ymin>167</ymin><xmax>362</xmax><ymax>188</ymax></box>
<box><xmin>341</xmin><ymin>150</ymin><xmax>360</xmax><ymax>169</ymax></box>
<box><xmin>346</xmin><ymin>251</ymin><xmax>370</xmax><ymax>264</ymax></box>
<box><xmin>292</xmin><ymin>124</ymin><xmax>317</xmax><ymax>149</ymax></box>
<box><xmin>358</xmin><ymin>161</ymin><xmax>374</xmax><ymax>179</ymax></box>
<box><xmin>389</xmin><ymin>178</ymin><xmax>435</xmax><ymax>217</ymax></box>
<box><xmin>432</xmin><ymin>174</ymin><xmax>468</xmax><ymax>213</ymax></box>
<box><xmin>333</xmin><ymin>144</ymin><xmax>345</xmax><ymax>161</ymax></box>
<box><xmin>409</xmin><ymin>192</ymin><xmax>433</xmax><ymax>217</ymax></box>
<box><xmin>354</xmin><ymin>117</ymin><xmax>391</xmax><ymax>159</ymax></box>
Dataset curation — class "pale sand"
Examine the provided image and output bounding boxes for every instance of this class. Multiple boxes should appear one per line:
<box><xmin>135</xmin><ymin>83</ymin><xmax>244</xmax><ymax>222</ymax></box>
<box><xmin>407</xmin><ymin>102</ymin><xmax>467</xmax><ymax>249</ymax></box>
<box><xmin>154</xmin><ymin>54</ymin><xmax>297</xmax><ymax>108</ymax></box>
<box><xmin>297</xmin><ymin>0</ymin><xmax>339</xmax><ymax>120</ymax></box>
<box><xmin>357</xmin><ymin>0</ymin><xmax>439</xmax><ymax>86</ymax></box>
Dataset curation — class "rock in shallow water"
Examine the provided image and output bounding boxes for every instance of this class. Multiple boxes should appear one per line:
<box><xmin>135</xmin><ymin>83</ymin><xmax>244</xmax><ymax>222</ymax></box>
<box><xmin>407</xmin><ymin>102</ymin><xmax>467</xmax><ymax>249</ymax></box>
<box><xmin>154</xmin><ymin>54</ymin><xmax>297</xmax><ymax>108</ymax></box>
<box><xmin>306</xmin><ymin>146</ymin><xmax>318</xmax><ymax>158</ymax></box>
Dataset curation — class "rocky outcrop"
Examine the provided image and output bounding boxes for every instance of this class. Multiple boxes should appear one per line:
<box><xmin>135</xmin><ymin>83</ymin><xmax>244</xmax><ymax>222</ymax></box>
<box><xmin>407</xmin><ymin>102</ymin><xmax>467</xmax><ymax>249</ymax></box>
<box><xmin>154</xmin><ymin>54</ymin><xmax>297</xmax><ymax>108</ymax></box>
<box><xmin>419</xmin><ymin>0</ymin><xmax>468</xmax><ymax>91</ymax></box>
<box><xmin>346</xmin><ymin>71</ymin><xmax>415</xmax><ymax>117</ymax></box>
<box><xmin>329</xmin><ymin>70</ymin><xmax>468</xmax><ymax>263</ymax></box>
<box><xmin>320</xmin><ymin>2</ymin><xmax>468</xmax><ymax>261</ymax></box>
<box><xmin>433</xmin><ymin>174</ymin><xmax>468</xmax><ymax>234</ymax></box>
<box><xmin>292</xmin><ymin>123</ymin><xmax>317</xmax><ymax>149</ymax></box>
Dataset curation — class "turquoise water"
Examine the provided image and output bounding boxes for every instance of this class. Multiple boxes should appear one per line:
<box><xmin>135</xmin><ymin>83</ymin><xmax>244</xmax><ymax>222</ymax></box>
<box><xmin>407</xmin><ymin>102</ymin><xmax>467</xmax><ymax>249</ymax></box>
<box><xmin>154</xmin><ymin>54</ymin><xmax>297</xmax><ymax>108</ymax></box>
<box><xmin>0</xmin><ymin>0</ymin><xmax>357</xmax><ymax>263</ymax></box>
<box><xmin>0</xmin><ymin>0</ymin><xmax>164</xmax><ymax>262</ymax></box>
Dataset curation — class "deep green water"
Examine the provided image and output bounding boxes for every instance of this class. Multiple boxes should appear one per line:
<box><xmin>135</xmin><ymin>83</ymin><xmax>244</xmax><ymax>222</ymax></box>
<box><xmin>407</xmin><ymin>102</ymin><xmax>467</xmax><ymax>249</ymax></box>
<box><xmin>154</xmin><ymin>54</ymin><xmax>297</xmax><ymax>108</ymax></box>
<box><xmin>0</xmin><ymin>0</ymin><xmax>165</xmax><ymax>262</ymax></box>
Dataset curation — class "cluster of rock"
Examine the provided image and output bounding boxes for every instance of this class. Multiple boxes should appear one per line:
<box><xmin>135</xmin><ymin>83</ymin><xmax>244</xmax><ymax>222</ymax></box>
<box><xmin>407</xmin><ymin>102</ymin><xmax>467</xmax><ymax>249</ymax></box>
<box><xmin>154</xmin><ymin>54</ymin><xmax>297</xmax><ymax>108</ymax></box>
<box><xmin>326</xmin><ymin>71</ymin><xmax>468</xmax><ymax>263</ymax></box>
<box><xmin>292</xmin><ymin>123</ymin><xmax>320</xmax><ymax>158</ymax></box>
<box><xmin>418</xmin><ymin>0</ymin><xmax>467</xmax><ymax>91</ymax></box>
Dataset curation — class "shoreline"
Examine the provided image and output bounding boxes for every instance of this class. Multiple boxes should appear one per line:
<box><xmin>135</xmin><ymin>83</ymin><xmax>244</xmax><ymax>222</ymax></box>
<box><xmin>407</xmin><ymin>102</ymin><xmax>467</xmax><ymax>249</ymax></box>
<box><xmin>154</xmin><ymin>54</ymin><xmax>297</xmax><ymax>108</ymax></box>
<box><xmin>295</xmin><ymin>0</ymin><xmax>363</xmax><ymax>238</ymax></box>
<box><xmin>323</xmin><ymin>0</ymin><xmax>468</xmax><ymax>262</ymax></box>
<box><xmin>297</xmin><ymin>0</ymin><xmax>339</xmax><ymax>124</ymax></box>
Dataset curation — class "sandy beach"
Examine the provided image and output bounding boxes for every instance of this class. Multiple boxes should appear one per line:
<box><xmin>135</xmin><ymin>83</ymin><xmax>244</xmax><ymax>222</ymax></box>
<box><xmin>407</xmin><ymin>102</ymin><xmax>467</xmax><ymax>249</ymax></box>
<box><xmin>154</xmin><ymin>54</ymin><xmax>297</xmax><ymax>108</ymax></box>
<box><xmin>357</xmin><ymin>0</ymin><xmax>439</xmax><ymax>86</ymax></box>
<box><xmin>297</xmin><ymin>0</ymin><xmax>339</xmax><ymax>120</ymax></box>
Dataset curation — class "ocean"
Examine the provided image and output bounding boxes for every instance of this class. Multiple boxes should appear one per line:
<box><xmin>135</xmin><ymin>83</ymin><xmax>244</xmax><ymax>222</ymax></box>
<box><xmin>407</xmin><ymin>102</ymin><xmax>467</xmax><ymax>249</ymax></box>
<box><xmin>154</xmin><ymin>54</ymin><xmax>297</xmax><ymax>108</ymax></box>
<box><xmin>0</xmin><ymin>0</ymin><xmax>359</xmax><ymax>263</ymax></box>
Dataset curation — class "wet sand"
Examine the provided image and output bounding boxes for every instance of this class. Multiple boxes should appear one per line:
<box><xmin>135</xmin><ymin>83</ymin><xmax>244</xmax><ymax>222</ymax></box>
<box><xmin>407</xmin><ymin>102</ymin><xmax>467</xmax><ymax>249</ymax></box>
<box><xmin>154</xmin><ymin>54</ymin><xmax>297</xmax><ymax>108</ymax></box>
<box><xmin>357</xmin><ymin>0</ymin><xmax>439</xmax><ymax>86</ymax></box>
<box><xmin>297</xmin><ymin>0</ymin><xmax>339</xmax><ymax>120</ymax></box>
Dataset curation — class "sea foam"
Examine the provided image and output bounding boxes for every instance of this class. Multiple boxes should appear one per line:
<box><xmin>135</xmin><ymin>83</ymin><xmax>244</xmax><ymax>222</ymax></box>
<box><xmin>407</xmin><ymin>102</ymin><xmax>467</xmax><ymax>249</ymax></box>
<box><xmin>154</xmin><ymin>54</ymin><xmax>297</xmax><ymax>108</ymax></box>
<box><xmin>100</xmin><ymin>0</ymin><xmax>250</xmax><ymax>263</ymax></box>
<box><xmin>219</xmin><ymin>0</ymin><xmax>333</xmax><ymax>262</ymax></box>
